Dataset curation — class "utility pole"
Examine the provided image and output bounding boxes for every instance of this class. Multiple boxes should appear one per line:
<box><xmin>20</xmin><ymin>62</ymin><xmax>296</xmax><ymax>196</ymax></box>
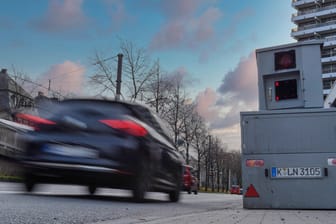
<box><xmin>155</xmin><ymin>59</ymin><xmax>160</xmax><ymax>113</ymax></box>
<box><xmin>205</xmin><ymin>135</ymin><xmax>211</xmax><ymax>191</ymax></box>
<box><xmin>228</xmin><ymin>168</ymin><xmax>231</xmax><ymax>191</ymax></box>
<box><xmin>48</xmin><ymin>79</ymin><xmax>51</xmax><ymax>97</ymax></box>
<box><xmin>115</xmin><ymin>53</ymin><xmax>123</xmax><ymax>101</ymax></box>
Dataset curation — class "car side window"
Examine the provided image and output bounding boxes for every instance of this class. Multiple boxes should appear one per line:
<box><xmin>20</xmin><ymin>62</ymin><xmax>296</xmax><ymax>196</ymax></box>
<box><xmin>132</xmin><ymin>105</ymin><xmax>174</xmax><ymax>145</ymax></box>
<box><xmin>143</xmin><ymin>111</ymin><xmax>165</xmax><ymax>136</ymax></box>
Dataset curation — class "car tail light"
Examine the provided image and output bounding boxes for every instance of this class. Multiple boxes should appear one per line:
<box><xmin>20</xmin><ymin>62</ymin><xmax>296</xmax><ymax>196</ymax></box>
<box><xmin>99</xmin><ymin>119</ymin><xmax>148</xmax><ymax>137</ymax></box>
<box><xmin>14</xmin><ymin>113</ymin><xmax>56</xmax><ymax>130</ymax></box>
<box><xmin>328</xmin><ymin>158</ymin><xmax>336</xmax><ymax>166</ymax></box>
<box><xmin>246</xmin><ymin>159</ymin><xmax>264</xmax><ymax>167</ymax></box>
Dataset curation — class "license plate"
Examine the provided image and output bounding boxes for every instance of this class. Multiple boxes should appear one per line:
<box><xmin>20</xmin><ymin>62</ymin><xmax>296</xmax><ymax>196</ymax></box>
<box><xmin>43</xmin><ymin>144</ymin><xmax>98</xmax><ymax>158</ymax></box>
<box><xmin>271</xmin><ymin>167</ymin><xmax>322</xmax><ymax>178</ymax></box>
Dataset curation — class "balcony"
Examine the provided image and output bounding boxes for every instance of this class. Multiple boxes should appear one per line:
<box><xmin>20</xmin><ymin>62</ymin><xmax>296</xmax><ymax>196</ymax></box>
<box><xmin>291</xmin><ymin>20</ymin><xmax>336</xmax><ymax>39</ymax></box>
<box><xmin>324</xmin><ymin>35</ymin><xmax>336</xmax><ymax>47</ymax></box>
<box><xmin>292</xmin><ymin>4</ymin><xmax>336</xmax><ymax>23</ymax></box>
<box><xmin>322</xmin><ymin>56</ymin><xmax>336</xmax><ymax>63</ymax></box>
<box><xmin>322</xmin><ymin>72</ymin><xmax>336</xmax><ymax>79</ymax></box>
<box><xmin>321</xmin><ymin>49</ymin><xmax>336</xmax><ymax>63</ymax></box>
<box><xmin>292</xmin><ymin>0</ymin><xmax>320</xmax><ymax>9</ymax></box>
<box><xmin>324</xmin><ymin>89</ymin><xmax>331</xmax><ymax>95</ymax></box>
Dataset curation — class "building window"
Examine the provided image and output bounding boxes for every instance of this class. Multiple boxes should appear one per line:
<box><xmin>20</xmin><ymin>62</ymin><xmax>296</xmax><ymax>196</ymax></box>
<box><xmin>322</xmin><ymin>64</ymin><xmax>336</xmax><ymax>73</ymax></box>
<box><xmin>323</xmin><ymin>78</ymin><xmax>335</xmax><ymax>89</ymax></box>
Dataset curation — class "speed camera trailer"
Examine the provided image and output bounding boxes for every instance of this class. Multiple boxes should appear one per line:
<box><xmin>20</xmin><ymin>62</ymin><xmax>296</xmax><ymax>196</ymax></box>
<box><xmin>241</xmin><ymin>40</ymin><xmax>336</xmax><ymax>209</ymax></box>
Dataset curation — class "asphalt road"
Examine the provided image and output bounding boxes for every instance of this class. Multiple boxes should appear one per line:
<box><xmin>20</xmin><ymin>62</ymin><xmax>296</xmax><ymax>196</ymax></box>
<box><xmin>0</xmin><ymin>182</ymin><xmax>335</xmax><ymax>224</ymax></box>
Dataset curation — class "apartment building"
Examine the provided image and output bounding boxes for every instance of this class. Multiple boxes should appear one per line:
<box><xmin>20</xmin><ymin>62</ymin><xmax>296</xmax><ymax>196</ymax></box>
<box><xmin>291</xmin><ymin>0</ymin><xmax>336</xmax><ymax>97</ymax></box>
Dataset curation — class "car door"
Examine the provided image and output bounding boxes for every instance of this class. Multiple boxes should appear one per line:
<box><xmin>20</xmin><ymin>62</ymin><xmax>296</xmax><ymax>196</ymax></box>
<box><xmin>131</xmin><ymin>105</ymin><xmax>180</xmax><ymax>187</ymax></box>
<box><xmin>147</xmin><ymin>112</ymin><xmax>181</xmax><ymax>186</ymax></box>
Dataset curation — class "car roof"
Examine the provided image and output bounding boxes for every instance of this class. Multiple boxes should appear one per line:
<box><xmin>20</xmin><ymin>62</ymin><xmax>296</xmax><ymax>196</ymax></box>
<box><xmin>61</xmin><ymin>98</ymin><xmax>153</xmax><ymax>114</ymax></box>
<box><xmin>62</xmin><ymin>98</ymin><xmax>141</xmax><ymax>107</ymax></box>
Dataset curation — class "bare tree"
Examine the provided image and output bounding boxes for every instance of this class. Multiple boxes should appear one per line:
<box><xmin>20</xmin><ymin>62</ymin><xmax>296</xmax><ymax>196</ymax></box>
<box><xmin>180</xmin><ymin>102</ymin><xmax>202</xmax><ymax>165</ymax></box>
<box><xmin>230</xmin><ymin>151</ymin><xmax>242</xmax><ymax>186</ymax></box>
<box><xmin>143</xmin><ymin>59</ymin><xmax>173</xmax><ymax>114</ymax></box>
<box><xmin>89</xmin><ymin>39</ymin><xmax>154</xmax><ymax>101</ymax></box>
<box><xmin>162</xmin><ymin>72</ymin><xmax>189</xmax><ymax>146</ymax></box>
<box><xmin>192</xmin><ymin>120</ymin><xmax>208</xmax><ymax>188</ymax></box>
<box><xmin>200</xmin><ymin>135</ymin><xmax>239</xmax><ymax>192</ymax></box>
<box><xmin>210</xmin><ymin>137</ymin><xmax>223</xmax><ymax>192</ymax></box>
<box><xmin>120</xmin><ymin>39</ymin><xmax>154</xmax><ymax>101</ymax></box>
<box><xmin>89</xmin><ymin>52</ymin><xmax>118</xmax><ymax>97</ymax></box>
<box><xmin>212</xmin><ymin>140</ymin><xmax>228</xmax><ymax>192</ymax></box>
<box><xmin>204</xmin><ymin>135</ymin><xmax>212</xmax><ymax>191</ymax></box>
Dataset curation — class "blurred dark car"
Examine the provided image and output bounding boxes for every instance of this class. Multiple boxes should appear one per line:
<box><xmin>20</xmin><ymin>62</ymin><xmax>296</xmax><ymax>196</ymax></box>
<box><xmin>16</xmin><ymin>99</ymin><xmax>184</xmax><ymax>202</ymax></box>
<box><xmin>182</xmin><ymin>165</ymin><xmax>198</xmax><ymax>194</ymax></box>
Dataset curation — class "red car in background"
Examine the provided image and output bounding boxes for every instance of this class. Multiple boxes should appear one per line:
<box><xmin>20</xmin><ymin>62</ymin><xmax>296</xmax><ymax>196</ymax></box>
<box><xmin>230</xmin><ymin>185</ymin><xmax>242</xmax><ymax>195</ymax></box>
<box><xmin>182</xmin><ymin>165</ymin><xmax>198</xmax><ymax>194</ymax></box>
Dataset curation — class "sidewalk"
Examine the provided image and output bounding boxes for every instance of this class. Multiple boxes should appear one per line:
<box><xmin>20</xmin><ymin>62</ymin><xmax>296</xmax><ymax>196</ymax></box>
<box><xmin>99</xmin><ymin>206</ymin><xmax>336</xmax><ymax>224</ymax></box>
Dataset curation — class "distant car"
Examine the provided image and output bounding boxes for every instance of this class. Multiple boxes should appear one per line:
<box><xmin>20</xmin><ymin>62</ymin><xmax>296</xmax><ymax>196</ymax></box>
<box><xmin>230</xmin><ymin>185</ymin><xmax>241</xmax><ymax>195</ymax></box>
<box><xmin>16</xmin><ymin>98</ymin><xmax>184</xmax><ymax>202</ymax></box>
<box><xmin>182</xmin><ymin>165</ymin><xmax>198</xmax><ymax>194</ymax></box>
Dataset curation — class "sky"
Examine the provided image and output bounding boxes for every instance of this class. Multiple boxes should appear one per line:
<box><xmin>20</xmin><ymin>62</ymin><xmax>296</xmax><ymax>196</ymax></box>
<box><xmin>0</xmin><ymin>0</ymin><xmax>295</xmax><ymax>151</ymax></box>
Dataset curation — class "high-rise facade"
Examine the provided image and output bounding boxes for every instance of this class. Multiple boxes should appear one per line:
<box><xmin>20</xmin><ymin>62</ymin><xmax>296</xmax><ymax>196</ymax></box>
<box><xmin>291</xmin><ymin>0</ymin><xmax>336</xmax><ymax>97</ymax></box>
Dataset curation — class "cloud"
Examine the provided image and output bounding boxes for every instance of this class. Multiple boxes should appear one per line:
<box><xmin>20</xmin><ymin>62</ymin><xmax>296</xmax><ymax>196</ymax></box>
<box><xmin>101</xmin><ymin>0</ymin><xmax>130</xmax><ymax>32</ymax></box>
<box><xmin>217</xmin><ymin>51</ymin><xmax>258</xmax><ymax>105</ymax></box>
<box><xmin>196</xmin><ymin>52</ymin><xmax>258</xmax><ymax>125</ymax></box>
<box><xmin>198</xmin><ymin>7</ymin><xmax>255</xmax><ymax>63</ymax></box>
<box><xmin>161</xmin><ymin>0</ymin><xmax>202</xmax><ymax>19</ymax></box>
<box><xmin>0</xmin><ymin>16</ymin><xmax>14</xmax><ymax>30</ymax></box>
<box><xmin>170</xmin><ymin>66</ymin><xmax>189</xmax><ymax>78</ymax></box>
<box><xmin>195</xmin><ymin>88</ymin><xmax>244</xmax><ymax>150</ymax></box>
<box><xmin>195</xmin><ymin>52</ymin><xmax>258</xmax><ymax>149</ymax></box>
<box><xmin>195</xmin><ymin>7</ymin><xmax>222</xmax><ymax>42</ymax></box>
<box><xmin>149</xmin><ymin>2</ymin><xmax>255</xmax><ymax>64</ymax></box>
<box><xmin>149</xmin><ymin>1</ymin><xmax>222</xmax><ymax>51</ymax></box>
<box><xmin>214</xmin><ymin>51</ymin><xmax>258</xmax><ymax>128</ymax></box>
<box><xmin>38</xmin><ymin>61</ymin><xmax>85</xmax><ymax>96</ymax></box>
<box><xmin>195</xmin><ymin>88</ymin><xmax>220</xmax><ymax>122</ymax></box>
<box><xmin>32</xmin><ymin>0</ymin><xmax>88</xmax><ymax>33</ymax></box>
<box><xmin>211</xmin><ymin>123</ymin><xmax>241</xmax><ymax>151</ymax></box>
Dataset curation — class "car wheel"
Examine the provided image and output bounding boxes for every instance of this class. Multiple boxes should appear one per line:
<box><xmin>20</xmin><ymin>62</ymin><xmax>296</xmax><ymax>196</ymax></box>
<box><xmin>188</xmin><ymin>189</ymin><xmax>191</xmax><ymax>194</ymax></box>
<box><xmin>88</xmin><ymin>185</ymin><xmax>96</xmax><ymax>195</ymax></box>
<box><xmin>169</xmin><ymin>170</ymin><xmax>182</xmax><ymax>202</ymax></box>
<box><xmin>24</xmin><ymin>173</ymin><xmax>36</xmax><ymax>192</ymax></box>
<box><xmin>132</xmin><ymin>157</ymin><xmax>151</xmax><ymax>202</ymax></box>
<box><xmin>194</xmin><ymin>190</ymin><xmax>198</xmax><ymax>195</ymax></box>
